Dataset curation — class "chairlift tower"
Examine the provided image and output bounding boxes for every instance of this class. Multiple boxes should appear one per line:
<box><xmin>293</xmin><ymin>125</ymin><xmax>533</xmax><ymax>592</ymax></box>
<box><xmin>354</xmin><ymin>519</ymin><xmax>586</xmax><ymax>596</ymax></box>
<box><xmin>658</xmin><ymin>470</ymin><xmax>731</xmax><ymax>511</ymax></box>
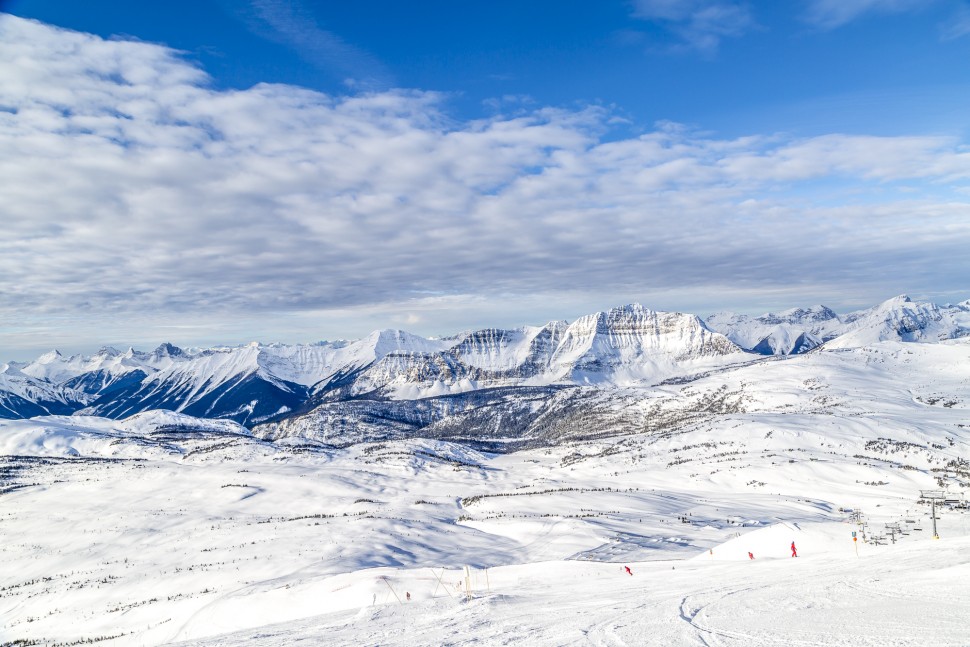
<box><xmin>920</xmin><ymin>490</ymin><xmax>945</xmax><ymax>539</ymax></box>
<box><xmin>885</xmin><ymin>522</ymin><xmax>900</xmax><ymax>544</ymax></box>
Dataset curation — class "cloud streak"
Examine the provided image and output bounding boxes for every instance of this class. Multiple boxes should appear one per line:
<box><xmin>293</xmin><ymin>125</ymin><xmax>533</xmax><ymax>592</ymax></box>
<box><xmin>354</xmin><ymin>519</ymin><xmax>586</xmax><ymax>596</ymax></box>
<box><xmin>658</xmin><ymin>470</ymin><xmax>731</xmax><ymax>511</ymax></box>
<box><xmin>217</xmin><ymin>0</ymin><xmax>391</xmax><ymax>88</ymax></box>
<box><xmin>630</xmin><ymin>0</ymin><xmax>755</xmax><ymax>51</ymax></box>
<box><xmin>802</xmin><ymin>0</ymin><xmax>927</xmax><ymax>29</ymax></box>
<box><xmin>1</xmin><ymin>14</ymin><xmax>969</xmax><ymax>354</ymax></box>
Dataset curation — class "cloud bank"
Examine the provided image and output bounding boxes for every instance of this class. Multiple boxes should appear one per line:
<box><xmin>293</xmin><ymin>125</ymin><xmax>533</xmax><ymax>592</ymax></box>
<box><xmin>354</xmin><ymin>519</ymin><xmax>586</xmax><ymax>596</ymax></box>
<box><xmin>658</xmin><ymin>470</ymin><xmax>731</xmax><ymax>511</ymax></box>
<box><xmin>1</xmin><ymin>14</ymin><xmax>969</xmax><ymax>353</ymax></box>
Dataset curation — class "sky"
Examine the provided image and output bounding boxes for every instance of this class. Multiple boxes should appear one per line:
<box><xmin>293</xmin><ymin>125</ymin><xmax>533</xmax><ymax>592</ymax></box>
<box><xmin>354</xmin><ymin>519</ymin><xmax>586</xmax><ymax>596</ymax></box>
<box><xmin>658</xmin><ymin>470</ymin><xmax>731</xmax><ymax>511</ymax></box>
<box><xmin>1</xmin><ymin>0</ymin><xmax>969</xmax><ymax>360</ymax></box>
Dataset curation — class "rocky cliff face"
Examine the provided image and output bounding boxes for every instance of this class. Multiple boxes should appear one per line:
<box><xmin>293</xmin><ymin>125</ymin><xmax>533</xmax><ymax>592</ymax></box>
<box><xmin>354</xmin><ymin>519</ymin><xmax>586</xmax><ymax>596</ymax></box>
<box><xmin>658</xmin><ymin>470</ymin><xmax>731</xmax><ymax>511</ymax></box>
<box><xmin>554</xmin><ymin>306</ymin><xmax>739</xmax><ymax>376</ymax></box>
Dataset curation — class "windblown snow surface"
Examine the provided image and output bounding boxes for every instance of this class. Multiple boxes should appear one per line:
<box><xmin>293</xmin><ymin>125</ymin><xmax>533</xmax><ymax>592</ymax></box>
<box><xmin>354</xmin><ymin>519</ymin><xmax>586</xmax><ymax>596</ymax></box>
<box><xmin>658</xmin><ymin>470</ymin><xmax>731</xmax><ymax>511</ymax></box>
<box><xmin>2</xmin><ymin>341</ymin><xmax>970</xmax><ymax>645</ymax></box>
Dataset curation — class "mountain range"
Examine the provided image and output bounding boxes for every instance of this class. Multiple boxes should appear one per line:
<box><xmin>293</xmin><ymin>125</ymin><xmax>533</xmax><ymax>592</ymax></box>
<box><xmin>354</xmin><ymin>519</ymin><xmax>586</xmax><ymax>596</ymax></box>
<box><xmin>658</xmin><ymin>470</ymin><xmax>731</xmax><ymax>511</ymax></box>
<box><xmin>2</xmin><ymin>296</ymin><xmax>968</xmax><ymax>442</ymax></box>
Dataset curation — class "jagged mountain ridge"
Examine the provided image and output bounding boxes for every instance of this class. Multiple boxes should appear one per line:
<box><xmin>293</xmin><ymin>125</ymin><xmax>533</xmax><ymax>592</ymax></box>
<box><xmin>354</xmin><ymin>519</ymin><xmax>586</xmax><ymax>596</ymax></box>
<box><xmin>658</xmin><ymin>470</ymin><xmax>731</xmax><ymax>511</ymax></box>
<box><xmin>2</xmin><ymin>297</ymin><xmax>969</xmax><ymax>426</ymax></box>
<box><xmin>705</xmin><ymin>295</ymin><xmax>970</xmax><ymax>355</ymax></box>
<box><xmin>15</xmin><ymin>344</ymin><xmax>187</xmax><ymax>387</ymax></box>
<box><xmin>1</xmin><ymin>304</ymin><xmax>741</xmax><ymax>424</ymax></box>
<box><xmin>323</xmin><ymin>306</ymin><xmax>742</xmax><ymax>402</ymax></box>
<box><xmin>0</xmin><ymin>364</ymin><xmax>91</xmax><ymax>419</ymax></box>
<box><xmin>827</xmin><ymin>295</ymin><xmax>970</xmax><ymax>348</ymax></box>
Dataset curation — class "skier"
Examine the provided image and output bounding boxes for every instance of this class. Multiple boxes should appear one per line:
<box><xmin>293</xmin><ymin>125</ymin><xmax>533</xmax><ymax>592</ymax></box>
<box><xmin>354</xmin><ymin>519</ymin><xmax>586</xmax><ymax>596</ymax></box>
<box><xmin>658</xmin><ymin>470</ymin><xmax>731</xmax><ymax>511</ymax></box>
<box><xmin>748</xmin><ymin>551</ymin><xmax>754</xmax><ymax>560</ymax></box>
<box><xmin>791</xmin><ymin>541</ymin><xmax>798</xmax><ymax>557</ymax></box>
<box><xmin>624</xmin><ymin>565</ymin><xmax>633</xmax><ymax>576</ymax></box>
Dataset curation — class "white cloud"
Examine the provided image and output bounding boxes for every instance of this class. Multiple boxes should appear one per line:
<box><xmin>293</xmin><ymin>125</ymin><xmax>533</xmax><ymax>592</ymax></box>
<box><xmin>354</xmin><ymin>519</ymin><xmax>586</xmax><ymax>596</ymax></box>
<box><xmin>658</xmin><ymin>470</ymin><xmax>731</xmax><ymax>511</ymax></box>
<box><xmin>1</xmin><ymin>14</ymin><xmax>969</xmax><ymax>355</ymax></box>
<box><xmin>802</xmin><ymin>0</ymin><xmax>927</xmax><ymax>29</ymax></box>
<box><xmin>630</xmin><ymin>0</ymin><xmax>755</xmax><ymax>50</ymax></box>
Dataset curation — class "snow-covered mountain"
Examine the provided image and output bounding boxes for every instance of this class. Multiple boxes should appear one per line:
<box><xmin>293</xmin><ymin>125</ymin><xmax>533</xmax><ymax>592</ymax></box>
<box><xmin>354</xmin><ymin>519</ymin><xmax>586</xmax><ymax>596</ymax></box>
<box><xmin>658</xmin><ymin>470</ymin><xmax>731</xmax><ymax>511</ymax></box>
<box><xmin>0</xmin><ymin>363</ymin><xmax>91</xmax><ymax>419</ymax></box>
<box><xmin>77</xmin><ymin>332</ymin><xmax>451</xmax><ymax>426</ymax></box>
<box><xmin>706</xmin><ymin>295</ymin><xmax>970</xmax><ymax>355</ymax></box>
<box><xmin>329</xmin><ymin>306</ymin><xmax>743</xmax><ymax>401</ymax></box>
<box><xmin>0</xmin><ymin>344</ymin><xmax>195</xmax><ymax>419</ymax></box>
<box><xmin>550</xmin><ymin>305</ymin><xmax>740</xmax><ymax>382</ymax></box>
<box><xmin>828</xmin><ymin>295</ymin><xmax>970</xmax><ymax>349</ymax></box>
<box><xmin>77</xmin><ymin>343</ymin><xmax>315</xmax><ymax>426</ymax></box>
<box><xmin>3</xmin><ymin>297</ymin><xmax>969</xmax><ymax>428</ymax></box>
<box><xmin>705</xmin><ymin>305</ymin><xmax>838</xmax><ymax>355</ymax></box>
<box><xmin>1</xmin><ymin>304</ymin><xmax>742</xmax><ymax>425</ymax></box>
<box><xmin>17</xmin><ymin>344</ymin><xmax>188</xmax><ymax>386</ymax></box>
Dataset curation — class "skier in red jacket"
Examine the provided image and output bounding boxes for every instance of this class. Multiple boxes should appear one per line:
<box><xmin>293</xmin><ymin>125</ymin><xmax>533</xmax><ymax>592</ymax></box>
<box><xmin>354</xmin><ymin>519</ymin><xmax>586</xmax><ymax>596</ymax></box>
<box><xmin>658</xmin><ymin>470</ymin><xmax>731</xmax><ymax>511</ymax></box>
<box><xmin>624</xmin><ymin>566</ymin><xmax>633</xmax><ymax>576</ymax></box>
<box><xmin>791</xmin><ymin>541</ymin><xmax>798</xmax><ymax>557</ymax></box>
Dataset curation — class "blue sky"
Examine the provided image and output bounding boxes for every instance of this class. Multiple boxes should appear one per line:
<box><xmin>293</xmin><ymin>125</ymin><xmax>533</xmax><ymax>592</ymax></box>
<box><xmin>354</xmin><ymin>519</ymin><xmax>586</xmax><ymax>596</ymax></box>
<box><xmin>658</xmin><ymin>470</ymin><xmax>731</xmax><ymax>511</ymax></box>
<box><xmin>1</xmin><ymin>1</ymin><xmax>969</xmax><ymax>359</ymax></box>
<box><xmin>6</xmin><ymin>0</ymin><xmax>969</xmax><ymax>136</ymax></box>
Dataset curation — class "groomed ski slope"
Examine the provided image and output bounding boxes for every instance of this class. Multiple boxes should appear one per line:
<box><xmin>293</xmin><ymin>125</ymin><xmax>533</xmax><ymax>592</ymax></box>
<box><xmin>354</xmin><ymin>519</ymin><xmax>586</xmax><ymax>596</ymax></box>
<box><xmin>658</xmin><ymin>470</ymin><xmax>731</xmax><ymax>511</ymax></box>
<box><xmin>177</xmin><ymin>524</ymin><xmax>970</xmax><ymax>647</ymax></box>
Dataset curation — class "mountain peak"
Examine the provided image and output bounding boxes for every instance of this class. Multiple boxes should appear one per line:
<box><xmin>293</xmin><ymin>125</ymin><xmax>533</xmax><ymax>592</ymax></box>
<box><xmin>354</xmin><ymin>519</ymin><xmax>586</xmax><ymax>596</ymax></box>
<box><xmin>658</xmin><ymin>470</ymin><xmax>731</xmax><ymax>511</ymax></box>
<box><xmin>367</xmin><ymin>328</ymin><xmax>428</xmax><ymax>353</ymax></box>
<box><xmin>881</xmin><ymin>294</ymin><xmax>912</xmax><ymax>307</ymax></box>
<box><xmin>611</xmin><ymin>302</ymin><xmax>648</xmax><ymax>313</ymax></box>
<box><xmin>37</xmin><ymin>349</ymin><xmax>63</xmax><ymax>363</ymax></box>
<box><xmin>151</xmin><ymin>342</ymin><xmax>184</xmax><ymax>358</ymax></box>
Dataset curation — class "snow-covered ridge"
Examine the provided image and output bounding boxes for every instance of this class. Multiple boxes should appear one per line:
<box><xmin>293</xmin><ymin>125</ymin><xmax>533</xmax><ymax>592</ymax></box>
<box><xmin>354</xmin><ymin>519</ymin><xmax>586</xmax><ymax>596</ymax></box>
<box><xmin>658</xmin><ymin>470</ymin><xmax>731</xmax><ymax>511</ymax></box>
<box><xmin>827</xmin><ymin>295</ymin><xmax>970</xmax><ymax>348</ymax></box>
<box><xmin>0</xmin><ymin>363</ymin><xmax>91</xmax><ymax>418</ymax></box>
<box><xmin>2</xmin><ymin>296</ymin><xmax>969</xmax><ymax>425</ymax></box>
<box><xmin>705</xmin><ymin>295</ymin><xmax>970</xmax><ymax>355</ymax></box>
<box><xmin>0</xmin><ymin>411</ymin><xmax>252</xmax><ymax>459</ymax></box>
<box><xmin>16</xmin><ymin>343</ymin><xmax>188</xmax><ymax>385</ymax></box>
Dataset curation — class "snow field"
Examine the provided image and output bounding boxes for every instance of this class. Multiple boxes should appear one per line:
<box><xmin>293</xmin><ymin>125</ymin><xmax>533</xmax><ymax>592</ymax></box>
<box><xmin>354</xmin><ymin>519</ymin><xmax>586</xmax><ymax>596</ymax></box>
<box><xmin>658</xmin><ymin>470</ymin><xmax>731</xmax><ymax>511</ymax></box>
<box><xmin>2</xmin><ymin>426</ymin><xmax>968</xmax><ymax>646</ymax></box>
<box><xmin>2</xmin><ymin>337</ymin><xmax>970</xmax><ymax>645</ymax></box>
